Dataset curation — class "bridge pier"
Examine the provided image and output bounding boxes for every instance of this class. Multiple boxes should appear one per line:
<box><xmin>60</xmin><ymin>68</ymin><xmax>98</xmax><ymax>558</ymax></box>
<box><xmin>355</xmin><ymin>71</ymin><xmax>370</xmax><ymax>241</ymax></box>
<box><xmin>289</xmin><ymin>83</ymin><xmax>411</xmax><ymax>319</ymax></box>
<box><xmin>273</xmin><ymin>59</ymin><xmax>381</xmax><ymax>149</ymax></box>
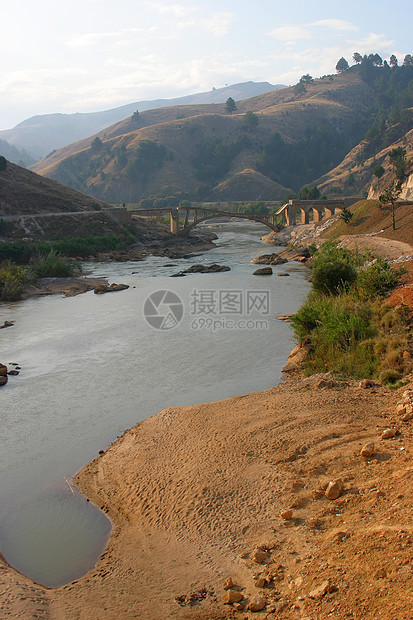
<box><xmin>312</xmin><ymin>208</ymin><xmax>323</xmax><ymax>223</ymax></box>
<box><xmin>300</xmin><ymin>207</ymin><xmax>310</xmax><ymax>225</ymax></box>
<box><xmin>170</xmin><ymin>211</ymin><xmax>179</xmax><ymax>234</ymax></box>
<box><xmin>285</xmin><ymin>202</ymin><xmax>296</xmax><ymax>226</ymax></box>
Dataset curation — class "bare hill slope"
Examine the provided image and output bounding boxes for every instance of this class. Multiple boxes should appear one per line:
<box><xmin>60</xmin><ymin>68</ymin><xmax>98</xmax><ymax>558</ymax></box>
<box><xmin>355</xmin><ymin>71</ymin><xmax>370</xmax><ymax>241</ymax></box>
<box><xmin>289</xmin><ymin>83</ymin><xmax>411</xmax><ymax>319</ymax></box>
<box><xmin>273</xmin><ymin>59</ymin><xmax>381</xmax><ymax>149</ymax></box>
<box><xmin>32</xmin><ymin>72</ymin><xmax>374</xmax><ymax>204</ymax></box>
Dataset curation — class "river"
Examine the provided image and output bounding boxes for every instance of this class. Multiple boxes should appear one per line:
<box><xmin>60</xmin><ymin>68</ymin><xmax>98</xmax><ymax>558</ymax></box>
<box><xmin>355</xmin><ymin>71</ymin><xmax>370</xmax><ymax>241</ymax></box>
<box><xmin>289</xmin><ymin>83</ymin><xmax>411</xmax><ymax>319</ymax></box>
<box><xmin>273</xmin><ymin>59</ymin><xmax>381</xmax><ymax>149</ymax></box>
<box><xmin>0</xmin><ymin>221</ymin><xmax>310</xmax><ymax>587</ymax></box>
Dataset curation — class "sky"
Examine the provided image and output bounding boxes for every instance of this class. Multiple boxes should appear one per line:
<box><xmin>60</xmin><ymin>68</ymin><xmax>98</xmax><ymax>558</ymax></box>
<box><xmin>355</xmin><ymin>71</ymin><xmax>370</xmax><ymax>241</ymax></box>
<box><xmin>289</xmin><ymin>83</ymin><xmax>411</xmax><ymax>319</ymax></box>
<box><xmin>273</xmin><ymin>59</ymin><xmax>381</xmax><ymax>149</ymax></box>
<box><xmin>1</xmin><ymin>0</ymin><xmax>412</xmax><ymax>130</ymax></box>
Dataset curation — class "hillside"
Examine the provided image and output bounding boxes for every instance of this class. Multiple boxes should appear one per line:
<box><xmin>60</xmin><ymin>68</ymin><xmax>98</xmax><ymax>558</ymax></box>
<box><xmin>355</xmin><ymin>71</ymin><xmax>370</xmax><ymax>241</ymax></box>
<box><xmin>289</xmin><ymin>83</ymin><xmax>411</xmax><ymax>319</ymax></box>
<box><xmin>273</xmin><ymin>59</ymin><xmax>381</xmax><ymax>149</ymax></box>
<box><xmin>32</xmin><ymin>71</ymin><xmax>376</xmax><ymax>204</ymax></box>
<box><xmin>0</xmin><ymin>160</ymin><xmax>109</xmax><ymax>216</ymax></box>
<box><xmin>0</xmin><ymin>82</ymin><xmax>281</xmax><ymax>161</ymax></box>
<box><xmin>321</xmin><ymin>199</ymin><xmax>413</xmax><ymax>245</ymax></box>
<box><xmin>317</xmin><ymin>127</ymin><xmax>413</xmax><ymax>199</ymax></box>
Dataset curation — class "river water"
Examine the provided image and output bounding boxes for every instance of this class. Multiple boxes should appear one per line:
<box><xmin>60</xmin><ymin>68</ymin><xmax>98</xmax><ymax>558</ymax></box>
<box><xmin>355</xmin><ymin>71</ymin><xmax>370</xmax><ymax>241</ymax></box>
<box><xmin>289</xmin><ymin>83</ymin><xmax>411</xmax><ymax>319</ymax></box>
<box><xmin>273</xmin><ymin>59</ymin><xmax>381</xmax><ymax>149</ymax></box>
<box><xmin>0</xmin><ymin>222</ymin><xmax>310</xmax><ymax>587</ymax></box>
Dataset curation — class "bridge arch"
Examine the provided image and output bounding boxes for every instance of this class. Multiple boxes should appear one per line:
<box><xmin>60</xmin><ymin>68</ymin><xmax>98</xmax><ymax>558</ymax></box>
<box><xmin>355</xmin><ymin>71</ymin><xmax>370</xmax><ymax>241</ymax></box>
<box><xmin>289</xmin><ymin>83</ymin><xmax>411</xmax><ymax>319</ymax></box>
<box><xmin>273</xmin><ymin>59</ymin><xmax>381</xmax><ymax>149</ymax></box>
<box><xmin>180</xmin><ymin>210</ymin><xmax>279</xmax><ymax>235</ymax></box>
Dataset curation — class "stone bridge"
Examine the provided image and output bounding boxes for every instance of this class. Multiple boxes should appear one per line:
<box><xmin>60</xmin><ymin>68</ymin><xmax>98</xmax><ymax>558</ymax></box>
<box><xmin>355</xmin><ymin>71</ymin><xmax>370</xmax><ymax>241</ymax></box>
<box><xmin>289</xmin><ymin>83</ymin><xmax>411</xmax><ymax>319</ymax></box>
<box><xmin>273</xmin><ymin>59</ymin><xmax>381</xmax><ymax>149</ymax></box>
<box><xmin>131</xmin><ymin>206</ymin><xmax>280</xmax><ymax>235</ymax></box>
<box><xmin>275</xmin><ymin>198</ymin><xmax>358</xmax><ymax>226</ymax></box>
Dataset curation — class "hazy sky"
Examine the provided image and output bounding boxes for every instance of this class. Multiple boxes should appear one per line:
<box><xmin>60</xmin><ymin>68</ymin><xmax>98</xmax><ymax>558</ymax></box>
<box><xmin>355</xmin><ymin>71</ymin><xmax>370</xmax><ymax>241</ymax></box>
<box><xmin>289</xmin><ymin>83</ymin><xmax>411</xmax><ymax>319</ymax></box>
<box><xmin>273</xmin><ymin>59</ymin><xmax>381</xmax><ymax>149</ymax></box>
<box><xmin>1</xmin><ymin>0</ymin><xmax>412</xmax><ymax>129</ymax></box>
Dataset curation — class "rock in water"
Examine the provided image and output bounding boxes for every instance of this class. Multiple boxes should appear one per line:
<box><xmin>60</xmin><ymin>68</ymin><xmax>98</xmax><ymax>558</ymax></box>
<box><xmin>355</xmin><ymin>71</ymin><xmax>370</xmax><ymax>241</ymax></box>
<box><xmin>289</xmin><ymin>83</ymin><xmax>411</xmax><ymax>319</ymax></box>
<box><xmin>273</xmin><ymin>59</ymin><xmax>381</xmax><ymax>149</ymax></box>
<box><xmin>251</xmin><ymin>253</ymin><xmax>287</xmax><ymax>265</ymax></box>
<box><xmin>253</xmin><ymin>267</ymin><xmax>273</xmax><ymax>276</ymax></box>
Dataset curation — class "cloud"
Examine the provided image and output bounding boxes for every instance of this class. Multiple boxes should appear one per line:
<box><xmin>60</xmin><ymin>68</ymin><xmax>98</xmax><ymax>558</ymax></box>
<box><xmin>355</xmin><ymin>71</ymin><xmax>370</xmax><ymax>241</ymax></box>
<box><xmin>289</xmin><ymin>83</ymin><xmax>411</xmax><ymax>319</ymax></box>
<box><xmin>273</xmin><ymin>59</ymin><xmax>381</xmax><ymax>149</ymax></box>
<box><xmin>350</xmin><ymin>32</ymin><xmax>394</xmax><ymax>52</ymax></box>
<box><xmin>145</xmin><ymin>2</ymin><xmax>234</xmax><ymax>36</ymax></box>
<box><xmin>310</xmin><ymin>19</ymin><xmax>357</xmax><ymax>32</ymax></box>
<box><xmin>66</xmin><ymin>32</ymin><xmax>120</xmax><ymax>48</ymax></box>
<box><xmin>267</xmin><ymin>25</ymin><xmax>311</xmax><ymax>42</ymax></box>
<box><xmin>66</xmin><ymin>26</ymin><xmax>156</xmax><ymax>48</ymax></box>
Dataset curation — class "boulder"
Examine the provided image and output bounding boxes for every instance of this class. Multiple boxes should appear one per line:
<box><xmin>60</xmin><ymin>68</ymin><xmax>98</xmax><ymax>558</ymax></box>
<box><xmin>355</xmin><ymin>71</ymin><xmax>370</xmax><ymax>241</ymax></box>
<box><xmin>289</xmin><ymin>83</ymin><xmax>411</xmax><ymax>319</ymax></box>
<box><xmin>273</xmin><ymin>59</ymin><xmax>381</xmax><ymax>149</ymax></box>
<box><xmin>94</xmin><ymin>283</ymin><xmax>129</xmax><ymax>294</ymax></box>
<box><xmin>183</xmin><ymin>264</ymin><xmax>230</xmax><ymax>273</ymax></box>
<box><xmin>223</xmin><ymin>590</ymin><xmax>243</xmax><ymax>604</ymax></box>
<box><xmin>325</xmin><ymin>479</ymin><xmax>344</xmax><ymax>500</ymax></box>
<box><xmin>0</xmin><ymin>375</ymin><xmax>8</xmax><ymax>386</ymax></box>
<box><xmin>248</xmin><ymin>596</ymin><xmax>266</xmax><ymax>612</ymax></box>
<box><xmin>360</xmin><ymin>442</ymin><xmax>375</xmax><ymax>457</ymax></box>
<box><xmin>253</xmin><ymin>267</ymin><xmax>273</xmax><ymax>276</ymax></box>
<box><xmin>280</xmin><ymin>509</ymin><xmax>293</xmax><ymax>520</ymax></box>
<box><xmin>276</xmin><ymin>313</ymin><xmax>295</xmax><ymax>321</ymax></box>
<box><xmin>251</xmin><ymin>549</ymin><xmax>269</xmax><ymax>564</ymax></box>
<box><xmin>251</xmin><ymin>253</ymin><xmax>287</xmax><ymax>266</ymax></box>
<box><xmin>0</xmin><ymin>363</ymin><xmax>7</xmax><ymax>377</ymax></box>
<box><xmin>223</xmin><ymin>577</ymin><xmax>234</xmax><ymax>590</ymax></box>
<box><xmin>0</xmin><ymin>320</ymin><xmax>14</xmax><ymax>329</ymax></box>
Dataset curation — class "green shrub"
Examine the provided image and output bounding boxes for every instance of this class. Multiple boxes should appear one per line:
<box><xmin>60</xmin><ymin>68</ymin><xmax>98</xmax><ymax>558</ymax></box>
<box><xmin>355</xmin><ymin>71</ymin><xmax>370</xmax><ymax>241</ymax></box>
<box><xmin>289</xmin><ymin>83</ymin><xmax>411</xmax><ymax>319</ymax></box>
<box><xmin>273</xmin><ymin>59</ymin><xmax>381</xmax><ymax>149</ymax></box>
<box><xmin>29</xmin><ymin>250</ymin><xmax>77</xmax><ymax>279</ymax></box>
<box><xmin>357</xmin><ymin>260</ymin><xmax>398</xmax><ymax>299</ymax></box>
<box><xmin>312</xmin><ymin>259</ymin><xmax>357</xmax><ymax>295</ymax></box>
<box><xmin>0</xmin><ymin>260</ymin><xmax>27</xmax><ymax>300</ymax></box>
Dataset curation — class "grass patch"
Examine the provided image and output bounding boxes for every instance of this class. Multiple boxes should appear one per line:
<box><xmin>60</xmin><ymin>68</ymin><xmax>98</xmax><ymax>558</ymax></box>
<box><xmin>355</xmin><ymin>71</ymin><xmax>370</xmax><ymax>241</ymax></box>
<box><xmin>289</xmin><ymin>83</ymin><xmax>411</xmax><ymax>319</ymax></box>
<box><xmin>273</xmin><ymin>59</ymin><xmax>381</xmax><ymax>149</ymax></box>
<box><xmin>291</xmin><ymin>242</ymin><xmax>412</xmax><ymax>381</ymax></box>
<box><xmin>0</xmin><ymin>260</ymin><xmax>27</xmax><ymax>301</ymax></box>
<box><xmin>0</xmin><ymin>234</ymin><xmax>128</xmax><ymax>264</ymax></box>
<box><xmin>29</xmin><ymin>250</ymin><xmax>79</xmax><ymax>279</ymax></box>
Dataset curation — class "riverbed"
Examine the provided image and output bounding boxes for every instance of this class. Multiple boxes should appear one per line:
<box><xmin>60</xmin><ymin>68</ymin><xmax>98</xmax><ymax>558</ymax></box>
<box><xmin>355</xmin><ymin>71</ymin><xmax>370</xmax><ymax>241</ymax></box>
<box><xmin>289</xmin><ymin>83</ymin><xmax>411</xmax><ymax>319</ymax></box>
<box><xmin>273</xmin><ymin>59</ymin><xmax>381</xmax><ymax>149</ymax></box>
<box><xmin>0</xmin><ymin>222</ymin><xmax>310</xmax><ymax>587</ymax></box>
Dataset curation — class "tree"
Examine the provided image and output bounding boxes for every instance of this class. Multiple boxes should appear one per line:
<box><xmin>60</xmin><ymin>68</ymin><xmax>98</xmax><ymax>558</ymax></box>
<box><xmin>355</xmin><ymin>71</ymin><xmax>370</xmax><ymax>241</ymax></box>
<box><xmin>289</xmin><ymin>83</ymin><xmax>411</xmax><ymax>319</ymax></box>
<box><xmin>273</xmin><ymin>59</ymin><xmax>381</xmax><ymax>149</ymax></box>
<box><xmin>293</xmin><ymin>82</ymin><xmax>306</xmax><ymax>96</ymax></box>
<box><xmin>403</xmin><ymin>54</ymin><xmax>413</xmax><ymax>66</ymax></box>
<box><xmin>378</xmin><ymin>147</ymin><xmax>408</xmax><ymax>230</ymax></box>
<box><xmin>0</xmin><ymin>156</ymin><xmax>7</xmax><ymax>171</ymax></box>
<box><xmin>373</xmin><ymin>164</ymin><xmax>385</xmax><ymax>180</ymax></box>
<box><xmin>90</xmin><ymin>136</ymin><xmax>103</xmax><ymax>152</ymax></box>
<box><xmin>369</xmin><ymin>53</ymin><xmax>383</xmax><ymax>67</ymax></box>
<box><xmin>389</xmin><ymin>54</ymin><xmax>398</xmax><ymax>68</ymax></box>
<box><xmin>336</xmin><ymin>57</ymin><xmax>349</xmax><ymax>73</ymax></box>
<box><xmin>300</xmin><ymin>74</ymin><xmax>313</xmax><ymax>84</ymax></box>
<box><xmin>339</xmin><ymin>207</ymin><xmax>353</xmax><ymax>224</ymax></box>
<box><xmin>225</xmin><ymin>97</ymin><xmax>237</xmax><ymax>114</ymax></box>
<box><xmin>388</xmin><ymin>147</ymin><xmax>407</xmax><ymax>184</ymax></box>
<box><xmin>353</xmin><ymin>52</ymin><xmax>362</xmax><ymax>64</ymax></box>
<box><xmin>131</xmin><ymin>109</ymin><xmax>141</xmax><ymax>123</ymax></box>
<box><xmin>379</xmin><ymin>181</ymin><xmax>402</xmax><ymax>230</ymax></box>
<box><xmin>243</xmin><ymin>110</ymin><xmax>259</xmax><ymax>129</ymax></box>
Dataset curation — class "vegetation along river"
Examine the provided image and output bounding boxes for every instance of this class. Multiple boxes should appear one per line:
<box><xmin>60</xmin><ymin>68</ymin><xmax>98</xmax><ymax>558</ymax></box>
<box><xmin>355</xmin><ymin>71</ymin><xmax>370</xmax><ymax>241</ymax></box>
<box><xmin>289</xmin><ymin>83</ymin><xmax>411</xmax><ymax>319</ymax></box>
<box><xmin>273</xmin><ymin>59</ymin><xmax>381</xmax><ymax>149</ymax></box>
<box><xmin>0</xmin><ymin>221</ymin><xmax>310</xmax><ymax>587</ymax></box>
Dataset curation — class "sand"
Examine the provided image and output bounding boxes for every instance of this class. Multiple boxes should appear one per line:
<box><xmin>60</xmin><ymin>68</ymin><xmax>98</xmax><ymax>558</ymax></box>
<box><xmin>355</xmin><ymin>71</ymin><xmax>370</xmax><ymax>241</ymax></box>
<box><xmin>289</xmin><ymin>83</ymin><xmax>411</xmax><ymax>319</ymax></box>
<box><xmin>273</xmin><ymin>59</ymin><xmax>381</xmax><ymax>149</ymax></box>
<box><xmin>3</xmin><ymin>373</ymin><xmax>413</xmax><ymax>619</ymax></box>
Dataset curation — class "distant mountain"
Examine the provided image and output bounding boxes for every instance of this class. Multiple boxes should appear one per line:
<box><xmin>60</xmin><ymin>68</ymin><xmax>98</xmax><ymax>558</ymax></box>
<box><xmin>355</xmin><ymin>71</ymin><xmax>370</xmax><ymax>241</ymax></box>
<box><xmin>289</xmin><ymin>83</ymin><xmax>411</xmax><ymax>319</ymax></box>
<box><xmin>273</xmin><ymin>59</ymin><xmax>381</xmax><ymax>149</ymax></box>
<box><xmin>0</xmin><ymin>82</ymin><xmax>282</xmax><ymax>161</ymax></box>
<box><xmin>0</xmin><ymin>139</ymin><xmax>34</xmax><ymax>167</ymax></box>
<box><xmin>31</xmin><ymin>72</ymin><xmax>373</xmax><ymax>203</ymax></box>
<box><xmin>32</xmin><ymin>59</ymin><xmax>413</xmax><ymax>204</ymax></box>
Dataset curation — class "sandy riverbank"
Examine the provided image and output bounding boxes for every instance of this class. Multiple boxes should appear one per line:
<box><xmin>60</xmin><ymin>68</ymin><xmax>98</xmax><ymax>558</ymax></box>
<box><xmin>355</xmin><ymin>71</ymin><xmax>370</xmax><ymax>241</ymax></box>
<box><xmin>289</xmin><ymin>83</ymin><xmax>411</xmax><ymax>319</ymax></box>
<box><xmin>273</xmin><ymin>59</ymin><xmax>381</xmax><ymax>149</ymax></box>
<box><xmin>2</xmin><ymin>372</ymin><xmax>413</xmax><ymax>619</ymax></box>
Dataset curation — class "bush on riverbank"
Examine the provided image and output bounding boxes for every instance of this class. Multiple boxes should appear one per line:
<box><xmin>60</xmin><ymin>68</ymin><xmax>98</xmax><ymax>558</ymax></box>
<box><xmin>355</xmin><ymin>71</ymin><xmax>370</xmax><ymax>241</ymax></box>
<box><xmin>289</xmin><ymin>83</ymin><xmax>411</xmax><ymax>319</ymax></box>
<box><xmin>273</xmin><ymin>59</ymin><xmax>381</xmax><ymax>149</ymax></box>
<box><xmin>29</xmin><ymin>250</ymin><xmax>79</xmax><ymax>279</ymax></box>
<box><xmin>0</xmin><ymin>261</ymin><xmax>27</xmax><ymax>301</ymax></box>
<box><xmin>292</xmin><ymin>243</ymin><xmax>411</xmax><ymax>383</ymax></box>
<box><xmin>0</xmin><ymin>251</ymin><xmax>80</xmax><ymax>300</ymax></box>
<box><xmin>0</xmin><ymin>234</ymin><xmax>128</xmax><ymax>264</ymax></box>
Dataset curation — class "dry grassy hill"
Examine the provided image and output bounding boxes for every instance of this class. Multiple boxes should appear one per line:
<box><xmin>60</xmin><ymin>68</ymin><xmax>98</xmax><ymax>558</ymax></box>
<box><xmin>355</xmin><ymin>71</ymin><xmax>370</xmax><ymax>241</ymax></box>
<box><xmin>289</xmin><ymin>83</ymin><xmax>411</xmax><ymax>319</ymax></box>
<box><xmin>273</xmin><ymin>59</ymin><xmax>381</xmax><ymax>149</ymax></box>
<box><xmin>0</xmin><ymin>160</ymin><xmax>109</xmax><ymax>216</ymax></box>
<box><xmin>322</xmin><ymin>199</ymin><xmax>413</xmax><ymax>245</ymax></box>
<box><xmin>32</xmin><ymin>72</ymin><xmax>375</xmax><ymax>203</ymax></box>
<box><xmin>317</xmin><ymin>126</ymin><xmax>413</xmax><ymax>199</ymax></box>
